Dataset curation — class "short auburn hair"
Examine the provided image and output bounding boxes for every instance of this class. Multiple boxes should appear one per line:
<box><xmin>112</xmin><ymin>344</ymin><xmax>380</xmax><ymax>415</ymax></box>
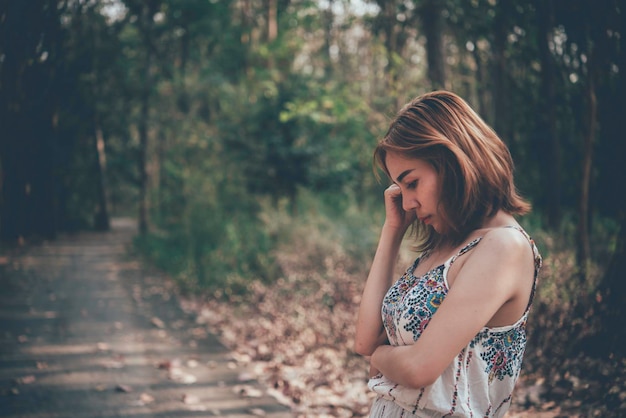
<box><xmin>374</xmin><ymin>90</ymin><xmax>530</xmax><ymax>251</ymax></box>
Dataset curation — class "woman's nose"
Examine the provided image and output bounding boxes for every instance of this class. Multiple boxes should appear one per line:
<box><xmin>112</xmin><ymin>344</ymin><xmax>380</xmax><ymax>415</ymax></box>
<box><xmin>402</xmin><ymin>194</ymin><xmax>418</xmax><ymax>211</ymax></box>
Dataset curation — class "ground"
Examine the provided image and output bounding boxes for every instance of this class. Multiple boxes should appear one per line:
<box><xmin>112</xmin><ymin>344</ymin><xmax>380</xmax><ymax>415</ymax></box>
<box><xmin>0</xmin><ymin>218</ymin><xmax>293</xmax><ymax>418</ymax></box>
<box><xmin>1</xmin><ymin>219</ymin><xmax>621</xmax><ymax>417</ymax></box>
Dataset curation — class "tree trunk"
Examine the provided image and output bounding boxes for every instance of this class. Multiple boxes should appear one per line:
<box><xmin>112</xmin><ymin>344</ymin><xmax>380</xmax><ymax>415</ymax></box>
<box><xmin>137</xmin><ymin>2</ymin><xmax>156</xmax><ymax>235</ymax></box>
<box><xmin>91</xmin><ymin>19</ymin><xmax>110</xmax><ymax>232</ymax></box>
<box><xmin>0</xmin><ymin>149</ymin><xmax>28</xmax><ymax>242</ymax></box>
<box><xmin>594</xmin><ymin>216</ymin><xmax>626</xmax><ymax>355</ymax></box>
<box><xmin>322</xmin><ymin>0</ymin><xmax>334</xmax><ymax>78</ymax></box>
<box><xmin>93</xmin><ymin>123</ymin><xmax>110</xmax><ymax>231</ymax></box>
<box><xmin>374</xmin><ymin>0</ymin><xmax>398</xmax><ymax>95</ymax></box>
<box><xmin>0</xmin><ymin>1</ymin><xmax>27</xmax><ymax>241</ymax></box>
<box><xmin>471</xmin><ymin>46</ymin><xmax>489</xmax><ymax>120</ymax></box>
<box><xmin>536</xmin><ymin>0</ymin><xmax>562</xmax><ymax>229</ymax></box>
<box><xmin>576</xmin><ymin>52</ymin><xmax>597</xmax><ymax>282</ymax></box>
<box><xmin>419</xmin><ymin>0</ymin><xmax>446</xmax><ymax>90</ymax></box>
<box><xmin>492</xmin><ymin>2</ymin><xmax>509</xmax><ymax>143</ymax></box>
<box><xmin>0</xmin><ymin>0</ymin><xmax>59</xmax><ymax>242</ymax></box>
<box><xmin>176</xmin><ymin>14</ymin><xmax>190</xmax><ymax>114</ymax></box>
<box><xmin>593</xmin><ymin>0</ymin><xmax>626</xmax><ymax>355</ymax></box>
<box><xmin>267</xmin><ymin>0</ymin><xmax>277</xmax><ymax>42</ymax></box>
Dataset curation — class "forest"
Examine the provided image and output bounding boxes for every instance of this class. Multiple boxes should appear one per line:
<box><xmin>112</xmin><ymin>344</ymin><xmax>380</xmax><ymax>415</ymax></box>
<box><xmin>1</xmin><ymin>0</ymin><xmax>625</xmax><ymax>416</ymax></box>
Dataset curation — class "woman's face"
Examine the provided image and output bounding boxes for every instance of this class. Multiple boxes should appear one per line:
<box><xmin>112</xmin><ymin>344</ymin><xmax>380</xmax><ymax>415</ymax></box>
<box><xmin>385</xmin><ymin>152</ymin><xmax>444</xmax><ymax>233</ymax></box>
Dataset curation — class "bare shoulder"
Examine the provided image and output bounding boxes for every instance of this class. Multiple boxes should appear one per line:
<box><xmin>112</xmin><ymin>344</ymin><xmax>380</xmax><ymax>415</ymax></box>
<box><xmin>447</xmin><ymin>226</ymin><xmax>535</xmax><ymax>291</ymax></box>
<box><xmin>472</xmin><ymin>226</ymin><xmax>535</xmax><ymax>271</ymax></box>
<box><xmin>481</xmin><ymin>227</ymin><xmax>532</xmax><ymax>254</ymax></box>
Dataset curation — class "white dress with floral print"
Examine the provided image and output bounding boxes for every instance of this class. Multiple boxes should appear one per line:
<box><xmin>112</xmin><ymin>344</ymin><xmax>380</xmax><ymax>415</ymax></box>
<box><xmin>367</xmin><ymin>226</ymin><xmax>542</xmax><ymax>418</ymax></box>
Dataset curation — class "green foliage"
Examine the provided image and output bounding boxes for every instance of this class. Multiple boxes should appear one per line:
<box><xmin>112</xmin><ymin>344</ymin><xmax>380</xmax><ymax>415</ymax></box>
<box><xmin>2</xmin><ymin>0</ymin><xmax>622</xmax><ymax>313</ymax></box>
<box><xmin>138</xmin><ymin>176</ymin><xmax>280</xmax><ymax>296</ymax></box>
<box><xmin>275</xmin><ymin>188</ymin><xmax>384</xmax><ymax>261</ymax></box>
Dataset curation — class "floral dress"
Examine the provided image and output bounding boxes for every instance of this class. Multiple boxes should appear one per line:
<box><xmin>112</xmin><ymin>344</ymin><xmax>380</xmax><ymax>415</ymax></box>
<box><xmin>368</xmin><ymin>226</ymin><xmax>542</xmax><ymax>418</ymax></box>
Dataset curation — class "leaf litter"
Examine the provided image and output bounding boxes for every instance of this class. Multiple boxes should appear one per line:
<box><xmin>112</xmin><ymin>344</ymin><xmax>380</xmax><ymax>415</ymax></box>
<box><xmin>178</xmin><ymin>233</ymin><xmax>625</xmax><ymax>417</ymax></box>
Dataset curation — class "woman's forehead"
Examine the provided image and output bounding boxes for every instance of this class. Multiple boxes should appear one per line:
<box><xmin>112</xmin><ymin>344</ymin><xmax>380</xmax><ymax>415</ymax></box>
<box><xmin>385</xmin><ymin>153</ymin><xmax>433</xmax><ymax>180</ymax></box>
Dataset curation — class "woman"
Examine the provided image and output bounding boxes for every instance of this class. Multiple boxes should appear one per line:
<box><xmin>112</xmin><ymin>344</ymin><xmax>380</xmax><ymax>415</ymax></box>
<box><xmin>355</xmin><ymin>91</ymin><xmax>542</xmax><ymax>417</ymax></box>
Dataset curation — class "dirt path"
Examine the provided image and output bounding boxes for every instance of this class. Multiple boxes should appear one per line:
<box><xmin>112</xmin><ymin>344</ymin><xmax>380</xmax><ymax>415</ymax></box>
<box><xmin>0</xmin><ymin>218</ymin><xmax>293</xmax><ymax>418</ymax></box>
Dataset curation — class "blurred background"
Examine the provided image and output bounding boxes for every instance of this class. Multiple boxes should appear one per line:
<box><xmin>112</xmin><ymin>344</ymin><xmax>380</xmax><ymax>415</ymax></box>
<box><xmin>1</xmin><ymin>0</ymin><xmax>625</xmax><ymax>415</ymax></box>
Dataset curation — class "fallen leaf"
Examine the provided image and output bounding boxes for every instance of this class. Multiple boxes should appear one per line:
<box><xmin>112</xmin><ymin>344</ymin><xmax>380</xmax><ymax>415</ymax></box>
<box><xmin>96</xmin><ymin>342</ymin><xmax>110</xmax><ymax>351</ymax></box>
<box><xmin>15</xmin><ymin>375</ymin><xmax>36</xmax><ymax>385</ymax></box>
<box><xmin>157</xmin><ymin>360</ymin><xmax>171</xmax><ymax>370</ymax></box>
<box><xmin>168</xmin><ymin>369</ymin><xmax>197</xmax><ymax>384</ymax></box>
<box><xmin>115</xmin><ymin>384</ymin><xmax>133</xmax><ymax>393</ymax></box>
<box><xmin>234</xmin><ymin>384</ymin><xmax>263</xmax><ymax>398</ymax></box>
<box><xmin>181</xmin><ymin>393</ymin><xmax>200</xmax><ymax>404</ymax></box>
<box><xmin>238</xmin><ymin>371</ymin><xmax>255</xmax><ymax>382</ymax></box>
<box><xmin>249</xmin><ymin>408</ymin><xmax>267</xmax><ymax>416</ymax></box>
<box><xmin>102</xmin><ymin>358</ymin><xmax>125</xmax><ymax>369</ymax></box>
<box><xmin>186</xmin><ymin>404</ymin><xmax>207</xmax><ymax>411</ymax></box>
<box><xmin>139</xmin><ymin>393</ymin><xmax>155</xmax><ymax>404</ymax></box>
<box><xmin>151</xmin><ymin>317</ymin><xmax>165</xmax><ymax>329</ymax></box>
<box><xmin>157</xmin><ymin>357</ymin><xmax>181</xmax><ymax>370</ymax></box>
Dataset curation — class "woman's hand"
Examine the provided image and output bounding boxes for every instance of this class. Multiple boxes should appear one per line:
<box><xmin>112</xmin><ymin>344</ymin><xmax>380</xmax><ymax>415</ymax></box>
<box><xmin>368</xmin><ymin>362</ymin><xmax>381</xmax><ymax>378</ymax></box>
<box><xmin>364</xmin><ymin>355</ymin><xmax>382</xmax><ymax>378</ymax></box>
<box><xmin>383</xmin><ymin>184</ymin><xmax>416</xmax><ymax>232</ymax></box>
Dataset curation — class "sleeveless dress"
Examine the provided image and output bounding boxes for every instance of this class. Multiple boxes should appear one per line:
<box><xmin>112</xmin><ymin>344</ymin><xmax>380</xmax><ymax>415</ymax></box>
<box><xmin>367</xmin><ymin>226</ymin><xmax>542</xmax><ymax>418</ymax></box>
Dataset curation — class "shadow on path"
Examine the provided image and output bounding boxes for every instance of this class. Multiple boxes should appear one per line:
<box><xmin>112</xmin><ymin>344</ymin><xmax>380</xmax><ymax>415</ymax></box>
<box><xmin>0</xmin><ymin>218</ymin><xmax>294</xmax><ymax>418</ymax></box>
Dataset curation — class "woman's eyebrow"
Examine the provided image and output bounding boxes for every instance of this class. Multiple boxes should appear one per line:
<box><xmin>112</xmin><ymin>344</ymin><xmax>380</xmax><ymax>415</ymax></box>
<box><xmin>396</xmin><ymin>169</ymin><xmax>414</xmax><ymax>183</ymax></box>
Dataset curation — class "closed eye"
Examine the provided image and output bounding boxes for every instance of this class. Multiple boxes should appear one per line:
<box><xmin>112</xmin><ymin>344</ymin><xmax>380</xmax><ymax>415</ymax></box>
<box><xmin>407</xmin><ymin>180</ymin><xmax>418</xmax><ymax>190</ymax></box>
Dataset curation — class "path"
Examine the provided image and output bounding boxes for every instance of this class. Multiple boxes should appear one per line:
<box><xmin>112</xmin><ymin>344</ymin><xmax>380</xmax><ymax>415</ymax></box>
<box><xmin>0</xmin><ymin>218</ymin><xmax>294</xmax><ymax>418</ymax></box>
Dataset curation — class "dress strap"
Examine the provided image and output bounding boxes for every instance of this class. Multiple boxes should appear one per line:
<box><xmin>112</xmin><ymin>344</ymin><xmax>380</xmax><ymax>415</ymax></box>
<box><xmin>444</xmin><ymin>237</ymin><xmax>483</xmax><ymax>269</ymax></box>
<box><xmin>442</xmin><ymin>225</ymin><xmax>542</xmax><ymax>307</ymax></box>
<box><xmin>502</xmin><ymin>225</ymin><xmax>542</xmax><ymax>310</ymax></box>
<box><xmin>502</xmin><ymin>226</ymin><xmax>543</xmax><ymax>273</ymax></box>
<box><xmin>441</xmin><ymin>237</ymin><xmax>482</xmax><ymax>289</ymax></box>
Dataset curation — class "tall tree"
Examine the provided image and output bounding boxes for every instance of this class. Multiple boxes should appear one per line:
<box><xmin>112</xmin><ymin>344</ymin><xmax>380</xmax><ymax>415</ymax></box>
<box><xmin>266</xmin><ymin>0</ymin><xmax>278</xmax><ymax>42</ymax></box>
<box><xmin>577</xmin><ymin>47</ymin><xmax>597</xmax><ymax>281</ymax></box>
<box><xmin>123</xmin><ymin>0</ymin><xmax>160</xmax><ymax>235</ymax></box>
<box><xmin>491</xmin><ymin>0</ymin><xmax>512</xmax><ymax>143</ymax></box>
<box><xmin>418</xmin><ymin>0</ymin><xmax>446</xmax><ymax>89</ymax></box>
<box><xmin>89</xmin><ymin>7</ymin><xmax>111</xmax><ymax>231</ymax></box>
<box><xmin>535</xmin><ymin>0</ymin><xmax>562</xmax><ymax>229</ymax></box>
<box><xmin>593</xmin><ymin>0</ymin><xmax>626</xmax><ymax>354</ymax></box>
<box><xmin>573</xmin><ymin>0</ymin><xmax>612</xmax><ymax>281</ymax></box>
<box><xmin>0</xmin><ymin>0</ymin><xmax>62</xmax><ymax>242</ymax></box>
<box><xmin>371</xmin><ymin>0</ymin><xmax>415</xmax><ymax>103</ymax></box>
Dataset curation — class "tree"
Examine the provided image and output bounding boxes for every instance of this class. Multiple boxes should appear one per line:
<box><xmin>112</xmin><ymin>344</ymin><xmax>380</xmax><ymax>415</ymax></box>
<box><xmin>371</xmin><ymin>0</ymin><xmax>416</xmax><ymax>104</ymax></box>
<box><xmin>491</xmin><ymin>0</ymin><xmax>513</xmax><ymax>143</ymax></box>
<box><xmin>418</xmin><ymin>0</ymin><xmax>446</xmax><ymax>89</ymax></box>
<box><xmin>535</xmin><ymin>0</ymin><xmax>562</xmax><ymax>229</ymax></box>
<box><xmin>0</xmin><ymin>0</ymin><xmax>62</xmax><ymax>242</ymax></box>
<box><xmin>593</xmin><ymin>0</ymin><xmax>626</xmax><ymax>356</ymax></box>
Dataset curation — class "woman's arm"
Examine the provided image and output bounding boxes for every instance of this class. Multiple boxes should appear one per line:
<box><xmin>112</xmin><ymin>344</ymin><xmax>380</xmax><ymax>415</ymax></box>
<box><xmin>354</xmin><ymin>184</ymin><xmax>415</xmax><ymax>357</ymax></box>
<box><xmin>354</xmin><ymin>223</ymin><xmax>404</xmax><ymax>356</ymax></box>
<box><xmin>369</xmin><ymin>227</ymin><xmax>535</xmax><ymax>388</ymax></box>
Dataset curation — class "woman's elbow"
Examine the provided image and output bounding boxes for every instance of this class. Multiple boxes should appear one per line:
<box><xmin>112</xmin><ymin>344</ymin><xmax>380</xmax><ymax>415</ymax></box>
<box><xmin>354</xmin><ymin>339</ymin><xmax>376</xmax><ymax>357</ymax></box>
<box><xmin>404</xmin><ymin>364</ymin><xmax>439</xmax><ymax>389</ymax></box>
<box><xmin>405</xmin><ymin>373</ymin><xmax>437</xmax><ymax>390</ymax></box>
<box><xmin>354</xmin><ymin>327</ymin><xmax>388</xmax><ymax>357</ymax></box>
